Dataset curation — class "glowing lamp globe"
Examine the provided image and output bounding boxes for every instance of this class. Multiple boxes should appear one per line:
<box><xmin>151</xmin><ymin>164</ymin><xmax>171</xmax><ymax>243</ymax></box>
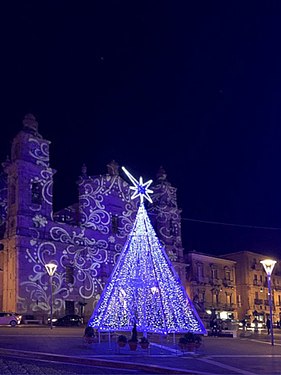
<box><xmin>45</xmin><ymin>262</ymin><xmax>57</xmax><ymax>276</ymax></box>
<box><xmin>260</xmin><ymin>259</ymin><xmax>276</xmax><ymax>276</ymax></box>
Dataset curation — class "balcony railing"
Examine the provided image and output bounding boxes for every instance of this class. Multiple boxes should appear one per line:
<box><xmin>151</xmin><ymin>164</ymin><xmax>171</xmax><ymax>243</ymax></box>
<box><xmin>251</xmin><ymin>264</ymin><xmax>262</xmax><ymax>271</ymax></box>
<box><xmin>223</xmin><ymin>303</ymin><xmax>236</xmax><ymax>310</ymax></box>
<box><xmin>254</xmin><ymin>299</ymin><xmax>263</xmax><ymax>305</ymax></box>
<box><xmin>253</xmin><ymin>280</ymin><xmax>262</xmax><ymax>286</ymax></box>
<box><xmin>197</xmin><ymin>276</ymin><xmax>209</xmax><ymax>284</ymax></box>
<box><xmin>223</xmin><ymin>279</ymin><xmax>234</xmax><ymax>287</ymax></box>
<box><xmin>209</xmin><ymin>278</ymin><xmax>222</xmax><ymax>286</ymax></box>
<box><xmin>204</xmin><ymin>302</ymin><xmax>235</xmax><ymax>310</ymax></box>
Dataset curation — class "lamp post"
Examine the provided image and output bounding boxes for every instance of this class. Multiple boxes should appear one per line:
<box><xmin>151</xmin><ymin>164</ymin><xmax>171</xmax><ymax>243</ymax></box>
<box><xmin>260</xmin><ymin>259</ymin><xmax>276</xmax><ymax>346</ymax></box>
<box><xmin>45</xmin><ymin>262</ymin><xmax>57</xmax><ymax>329</ymax></box>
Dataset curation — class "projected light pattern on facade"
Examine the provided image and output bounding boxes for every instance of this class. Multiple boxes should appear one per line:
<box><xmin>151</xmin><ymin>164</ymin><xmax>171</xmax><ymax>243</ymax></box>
<box><xmin>0</xmin><ymin>116</ymin><xmax>186</xmax><ymax>321</ymax></box>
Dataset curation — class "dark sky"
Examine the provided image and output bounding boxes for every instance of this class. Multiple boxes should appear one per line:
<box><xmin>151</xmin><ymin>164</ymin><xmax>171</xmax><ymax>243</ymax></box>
<box><xmin>1</xmin><ymin>1</ymin><xmax>281</xmax><ymax>256</ymax></box>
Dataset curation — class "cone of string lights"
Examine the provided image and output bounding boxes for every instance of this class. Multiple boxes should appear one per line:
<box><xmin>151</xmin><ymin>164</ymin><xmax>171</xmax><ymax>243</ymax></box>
<box><xmin>87</xmin><ymin>167</ymin><xmax>206</xmax><ymax>336</ymax></box>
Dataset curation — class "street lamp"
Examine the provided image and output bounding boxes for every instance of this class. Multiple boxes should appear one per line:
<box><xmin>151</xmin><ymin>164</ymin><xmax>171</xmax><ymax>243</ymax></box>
<box><xmin>45</xmin><ymin>262</ymin><xmax>57</xmax><ymax>329</ymax></box>
<box><xmin>260</xmin><ymin>258</ymin><xmax>277</xmax><ymax>346</ymax></box>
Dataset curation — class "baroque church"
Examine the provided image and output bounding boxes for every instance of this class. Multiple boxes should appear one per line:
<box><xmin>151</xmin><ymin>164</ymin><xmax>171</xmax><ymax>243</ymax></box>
<box><xmin>0</xmin><ymin>114</ymin><xmax>186</xmax><ymax>322</ymax></box>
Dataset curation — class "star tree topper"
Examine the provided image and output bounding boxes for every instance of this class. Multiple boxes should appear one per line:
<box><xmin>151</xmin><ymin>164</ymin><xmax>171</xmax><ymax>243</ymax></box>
<box><xmin>122</xmin><ymin>166</ymin><xmax>153</xmax><ymax>204</ymax></box>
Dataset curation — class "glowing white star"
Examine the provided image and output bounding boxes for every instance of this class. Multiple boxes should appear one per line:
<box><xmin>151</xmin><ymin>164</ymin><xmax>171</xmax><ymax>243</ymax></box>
<box><xmin>122</xmin><ymin>166</ymin><xmax>153</xmax><ymax>204</ymax></box>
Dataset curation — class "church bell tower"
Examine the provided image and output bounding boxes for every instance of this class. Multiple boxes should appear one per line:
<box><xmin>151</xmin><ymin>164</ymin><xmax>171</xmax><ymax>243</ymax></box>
<box><xmin>1</xmin><ymin>114</ymin><xmax>55</xmax><ymax>311</ymax></box>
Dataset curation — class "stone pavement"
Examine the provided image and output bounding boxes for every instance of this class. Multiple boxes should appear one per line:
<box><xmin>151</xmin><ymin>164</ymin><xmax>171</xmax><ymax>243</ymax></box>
<box><xmin>1</xmin><ymin>327</ymin><xmax>281</xmax><ymax>374</ymax></box>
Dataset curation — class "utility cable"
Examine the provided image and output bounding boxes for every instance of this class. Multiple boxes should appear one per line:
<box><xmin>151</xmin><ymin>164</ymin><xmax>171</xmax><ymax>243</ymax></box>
<box><xmin>181</xmin><ymin>217</ymin><xmax>281</xmax><ymax>231</ymax></box>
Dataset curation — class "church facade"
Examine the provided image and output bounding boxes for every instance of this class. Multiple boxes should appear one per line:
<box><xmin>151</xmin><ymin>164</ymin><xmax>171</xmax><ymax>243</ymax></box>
<box><xmin>0</xmin><ymin>114</ymin><xmax>186</xmax><ymax>322</ymax></box>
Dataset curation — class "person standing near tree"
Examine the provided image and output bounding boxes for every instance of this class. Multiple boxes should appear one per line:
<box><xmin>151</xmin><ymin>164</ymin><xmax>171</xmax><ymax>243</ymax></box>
<box><xmin>132</xmin><ymin>322</ymin><xmax>138</xmax><ymax>341</ymax></box>
<box><xmin>210</xmin><ymin>318</ymin><xmax>218</xmax><ymax>336</ymax></box>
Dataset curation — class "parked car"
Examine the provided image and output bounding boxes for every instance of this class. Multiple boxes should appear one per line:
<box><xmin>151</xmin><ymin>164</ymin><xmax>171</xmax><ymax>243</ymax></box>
<box><xmin>0</xmin><ymin>312</ymin><xmax>22</xmax><ymax>326</ymax></box>
<box><xmin>48</xmin><ymin>314</ymin><xmax>83</xmax><ymax>326</ymax></box>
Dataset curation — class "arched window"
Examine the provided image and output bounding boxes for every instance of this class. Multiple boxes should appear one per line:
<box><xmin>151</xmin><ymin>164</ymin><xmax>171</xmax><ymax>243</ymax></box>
<box><xmin>65</xmin><ymin>266</ymin><xmax>74</xmax><ymax>285</ymax></box>
<box><xmin>112</xmin><ymin>215</ymin><xmax>119</xmax><ymax>234</ymax></box>
<box><xmin>31</xmin><ymin>182</ymin><xmax>42</xmax><ymax>204</ymax></box>
<box><xmin>224</xmin><ymin>267</ymin><xmax>231</xmax><ymax>281</ymax></box>
<box><xmin>10</xmin><ymin>184</ymin><xmax>16</xmax><ymax>205</ymax></box>
<box><xmin>212</xmin><ymin>289</ymin><xmax>219</xmax><ymax>305</ymax></box>
<box><xmin>196</xmin><ymin>262</ymin><xmax>203</xmax><ymax>278</ymax></box>
<box><xmin>210</xmin><ymin>264</ymin><xmax>218</xmax><ymax>280</ymax></box>
<box><xmin>170</xmin><ymin>220</ymin><xmax>178</xmax><ymax>236</ymax></box>
<box><xmin>13</xmin><ymin>143</ymin><xmax>20</xmax><ymax>160</ymax></box>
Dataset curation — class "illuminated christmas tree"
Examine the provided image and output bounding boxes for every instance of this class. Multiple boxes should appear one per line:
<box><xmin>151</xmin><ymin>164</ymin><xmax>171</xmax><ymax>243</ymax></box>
<box><xmin>88</xmin><ymin>167</ymin><xmax>206</xmax><ymax>335</ymax></box>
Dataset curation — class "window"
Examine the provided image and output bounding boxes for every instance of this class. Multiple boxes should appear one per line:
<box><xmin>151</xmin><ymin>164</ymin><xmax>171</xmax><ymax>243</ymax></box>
<box><xmin>170</xmin><ymin>220</ymin><xmax>178</xmax><ymax>236</ymax></box>
<box><xmin>14</xmin><ymin>143</ymin><xmax>20</xmax><ymax>160</ymax></box>
<box><xmin>237</xmin><ymin>294</ymin><xmax>241</xmax><ymax>307</ymax></box>
<box><xmin>65</xmin><ymin>300</ymin><xmax>74</xmax><ymax>315</ymax></box>
<box><xmin>211</xmin><ymin>268</ymin><xmax>218</xmax><ymax>280</ymax></box>
<box><xmin>31</xmin><ymin>182</ymin><xmax>42</xmax><ymax>204</ymax></box>
<box><xmin>253</xmin><ymin>274</ymin><xmax>258</xmax><ymax>285</ymax></box>
<box><xmin>65</xmin><ymin>266</ymin><xmax>74</xmax><ymax>284</ymax></box>
<box><xmin>197</xmin><ymin>263</ymin><xmax>203</xmax><ymax>278</ymax></box>
<box><xmin>199</xmin><ymin>290</ymin><xmax>205</xmax><ymax>303</ymax></box>
<box><xmin>212</xmin><ymin>290</ymin><xmax>219</xmax><ymax>305</ymax></box>
<box><xmin>112</xmin><ymin>215</ymin><xmax>119</xmax><ymax>234</ymax></box>
<box><xmin>225</xmin><ymin>268</ymin><xmax>231</xmax><ymax>280</ymax></box>
<box><xmin>10</xmin><ymin>184</ymin><xmax>16</xmax><ymax>205</ymax></box>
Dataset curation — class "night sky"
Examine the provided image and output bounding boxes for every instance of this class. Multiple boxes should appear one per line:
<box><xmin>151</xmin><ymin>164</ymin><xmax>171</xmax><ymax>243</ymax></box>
<box><xmin>1</xmin><ymin>1</ymin><xmax>281</xmax><ymax>257</ymax></box>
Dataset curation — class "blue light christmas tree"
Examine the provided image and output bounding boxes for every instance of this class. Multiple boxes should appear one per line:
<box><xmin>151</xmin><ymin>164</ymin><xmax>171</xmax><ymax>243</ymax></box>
<box><xmin>88</xmin><ymin>167</ymin><xmax>206</xmax><ymax>335</ymax></box>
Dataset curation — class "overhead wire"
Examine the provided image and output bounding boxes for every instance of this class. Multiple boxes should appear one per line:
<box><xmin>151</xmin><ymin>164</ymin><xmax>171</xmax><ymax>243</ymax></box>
<box><xmin>181</xmin><ymin>217</ymin><xmax>281</xmax><ymax>231</ymax></box>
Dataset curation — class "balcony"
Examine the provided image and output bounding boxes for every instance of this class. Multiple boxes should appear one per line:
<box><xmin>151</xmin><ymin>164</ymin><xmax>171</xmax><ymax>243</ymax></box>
<box><xmin>223</xmin><ymin>279</ymin><xmax>234</xmax><ymax>288</ymax></box>
<box><xmin>253</xmin><ymin>280</ymin><xmax>262</xmax><ymax>286</ymax></box>
<box><xmin>263</xmin><ymin>300</ymin><xmax>276</xmax><ymax>307</ymax></box>
<box><xmin>204</xmin><ymin>302</ymin><xmax>236</xmax><ymax>311</ymax></box>
<box><xmin>196</xmin><ymin>276</ymin><xmax>209</xmax><ymax>284</ymax></box>
<box><xmin>251</xmin><ymin>264</ymin><xmax>262</xmax><ymax>271</ymax></box>
<box><xmin>223</xmin><ymin>303</ymin><xmax>236</xmax><ymax>310</ymax></box>
<box><xmin>190</xmin><ymin>276</ymin><xmax>209</xmax><ymax>285</ymax></box>
<box><xmin>209</xmin><ymin>278</ymin><xmax>222</xmax><ymax>286</ymax></box>
<box><xmin>254</xmin><ymin>299</ymin><xmax>263</xmax><ymax>305</ymax></box>
<box><xmin>205</xmin><ymin>302</ymin><xmax>225</xmax><ymax>310</ymax></box>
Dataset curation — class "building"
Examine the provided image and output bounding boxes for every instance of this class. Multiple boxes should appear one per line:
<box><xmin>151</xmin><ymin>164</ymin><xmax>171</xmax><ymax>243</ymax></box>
<box><xmin>224</xmin><ymin>251</ymin><xmax>281</xmax><ymax>324</ymax></box>
<box><xmin>185</xmin><ymin>250</ymin><xmax>237</xmax><ymax>324</ymax></box>
<box><xmin>186</xmin><ymin>249</ymin><xmax>281</xmax><ymax>326</ymax></box>
<box><xmin>0</xmin><ymin>114</ymin><xmax>186</xmax><ymax>322</ymax></box>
